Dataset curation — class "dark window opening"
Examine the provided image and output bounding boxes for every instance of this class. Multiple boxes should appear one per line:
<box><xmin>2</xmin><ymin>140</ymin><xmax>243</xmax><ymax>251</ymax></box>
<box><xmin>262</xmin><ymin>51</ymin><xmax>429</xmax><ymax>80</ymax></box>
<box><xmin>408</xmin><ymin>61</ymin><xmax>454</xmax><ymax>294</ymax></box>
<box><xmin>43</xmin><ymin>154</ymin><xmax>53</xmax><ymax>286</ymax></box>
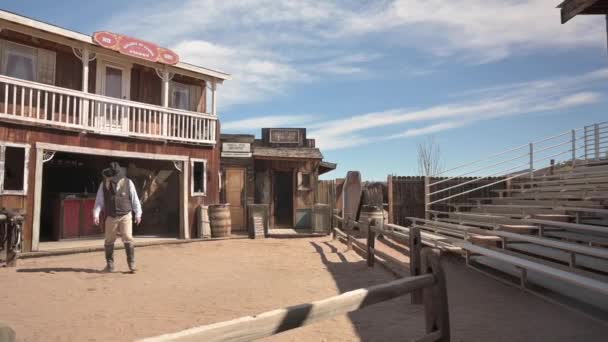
<box><xmin>4</xmin><ymin>146</ymin><xmax>26</xmax><ymax>191</ymax></box>
<box><xmin>193</xmin><ymin>161</ymin><xmax>206</xmax><ymax>194</ymax></box>
<box><xmin>301</xmin><ymin>173</ymin><xmax>311</xmax><ymax>189</ymax></box>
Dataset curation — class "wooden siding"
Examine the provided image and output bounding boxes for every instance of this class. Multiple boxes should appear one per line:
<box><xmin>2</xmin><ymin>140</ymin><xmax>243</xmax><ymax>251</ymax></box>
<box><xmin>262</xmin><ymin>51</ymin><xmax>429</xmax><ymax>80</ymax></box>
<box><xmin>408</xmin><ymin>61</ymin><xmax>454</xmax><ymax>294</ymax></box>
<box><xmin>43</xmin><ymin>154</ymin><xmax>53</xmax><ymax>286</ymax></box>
<box><xmin>254</xmin><ymin>158</ymin><xmax>319</xmax><ymax>228</ymax></box>
<box><xmin>0</xmin><ymin>121</ymin><xmax>220</xmax><ymax>251</ymax></box>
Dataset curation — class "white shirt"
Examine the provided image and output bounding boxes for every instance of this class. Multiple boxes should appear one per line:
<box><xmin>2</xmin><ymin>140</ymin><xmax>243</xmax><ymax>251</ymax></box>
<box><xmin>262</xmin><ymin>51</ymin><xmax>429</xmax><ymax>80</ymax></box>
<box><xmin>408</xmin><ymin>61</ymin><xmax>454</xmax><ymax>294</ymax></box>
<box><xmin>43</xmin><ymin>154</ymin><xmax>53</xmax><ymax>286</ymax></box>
<box><xmin>93</xmin><ymin>178</ymin><xmax>142</xmax><ymax>220</ymax></box>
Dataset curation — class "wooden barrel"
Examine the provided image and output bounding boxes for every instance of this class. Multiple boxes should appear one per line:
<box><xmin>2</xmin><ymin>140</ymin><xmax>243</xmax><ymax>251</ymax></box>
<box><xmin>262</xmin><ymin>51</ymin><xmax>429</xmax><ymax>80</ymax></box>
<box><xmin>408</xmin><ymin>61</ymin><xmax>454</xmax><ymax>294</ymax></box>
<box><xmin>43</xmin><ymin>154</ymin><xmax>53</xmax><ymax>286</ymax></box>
<box><xmin>358</xmin><ymin>205</ymin><xmax>384</xmax><ymax>235</ymax></box>
<box><xmin>209</xmin><ymin>204</ymin><xmax>231</xmax><ymax>238</ymax></box>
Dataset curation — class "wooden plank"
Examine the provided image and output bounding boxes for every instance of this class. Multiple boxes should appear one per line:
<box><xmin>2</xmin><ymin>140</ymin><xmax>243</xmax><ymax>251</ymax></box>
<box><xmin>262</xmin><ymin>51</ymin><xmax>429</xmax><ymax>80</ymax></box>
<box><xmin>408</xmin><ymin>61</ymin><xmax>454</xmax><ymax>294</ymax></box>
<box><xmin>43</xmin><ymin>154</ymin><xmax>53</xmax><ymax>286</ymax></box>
<box><xmin>459</xmin><ymin>241</ymin><xmax>608</xmax><ymax>296</ymax></box>
<box><xmin>524</xmin><ymin>218</ymin><xmax>608</xmax><ymax>235</ymax></box>
<box><xmin>557</xmin><ymin>206</ymin><xmax>608</xmax><ymax>216</ymax></box>
<box><xmin>506</xmin><ymin>243</ymin><xmax>608</xmax><ymax>274</ymax></box>
<box><xmin>543</xmin><ymin>231</ymin><xmax>608</xmax><ymax>246</ymax></box>
<box><xmin>343</xmin><ymin>171</ymin><xmax>362</xmax><ymax>226</ymax></box>
<box><xmin>469</xmin><ymin>227</ymin><xmax>608</xmax><ymax>260</ymax></box>
<box><xmin>137</xmin><ymin>274</ymin><xmax>436</xmax><ymax>342</ymax></box>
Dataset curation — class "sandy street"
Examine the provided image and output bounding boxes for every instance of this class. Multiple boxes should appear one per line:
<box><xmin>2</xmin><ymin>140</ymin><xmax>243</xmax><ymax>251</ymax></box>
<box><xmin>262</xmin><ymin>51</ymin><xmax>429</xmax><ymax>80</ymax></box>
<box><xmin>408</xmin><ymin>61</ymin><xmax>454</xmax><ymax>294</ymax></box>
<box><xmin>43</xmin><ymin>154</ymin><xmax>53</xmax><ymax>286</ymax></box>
<box><xmin>0</xmin><ymin>237</ymin><xmax>606</xmax><ymax>341</ymax></box>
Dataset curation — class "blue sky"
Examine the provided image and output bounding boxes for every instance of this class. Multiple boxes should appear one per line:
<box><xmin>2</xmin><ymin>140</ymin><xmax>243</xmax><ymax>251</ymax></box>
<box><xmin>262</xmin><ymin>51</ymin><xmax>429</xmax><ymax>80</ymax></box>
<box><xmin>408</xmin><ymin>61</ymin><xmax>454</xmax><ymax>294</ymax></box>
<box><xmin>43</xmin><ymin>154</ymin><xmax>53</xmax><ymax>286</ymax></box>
<box><xmin>4</xmin><ymin>1</ymin><xmax>608</xmax><ymax>180</ymax></box>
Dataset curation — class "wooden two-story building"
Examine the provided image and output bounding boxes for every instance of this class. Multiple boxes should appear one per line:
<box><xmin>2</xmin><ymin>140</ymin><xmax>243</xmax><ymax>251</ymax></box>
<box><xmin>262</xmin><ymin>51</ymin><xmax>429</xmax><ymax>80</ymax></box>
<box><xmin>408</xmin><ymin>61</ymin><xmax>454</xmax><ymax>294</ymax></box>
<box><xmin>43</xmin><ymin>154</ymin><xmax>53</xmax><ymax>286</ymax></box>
<box><xmin>0</xmin><ymin>10</ymin><xmax>230</xmax><ymax>252</ymax></box>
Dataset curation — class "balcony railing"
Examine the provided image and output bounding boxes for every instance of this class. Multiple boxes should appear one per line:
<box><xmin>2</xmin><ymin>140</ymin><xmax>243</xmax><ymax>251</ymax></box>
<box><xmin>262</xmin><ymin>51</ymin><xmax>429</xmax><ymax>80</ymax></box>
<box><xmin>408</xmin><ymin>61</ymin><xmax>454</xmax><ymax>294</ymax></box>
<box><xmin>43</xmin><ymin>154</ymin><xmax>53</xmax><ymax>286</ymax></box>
<box><xmin>0</xmin><ymin>74</ymin><xmax>217</xmax><ymax>145</ymax></box>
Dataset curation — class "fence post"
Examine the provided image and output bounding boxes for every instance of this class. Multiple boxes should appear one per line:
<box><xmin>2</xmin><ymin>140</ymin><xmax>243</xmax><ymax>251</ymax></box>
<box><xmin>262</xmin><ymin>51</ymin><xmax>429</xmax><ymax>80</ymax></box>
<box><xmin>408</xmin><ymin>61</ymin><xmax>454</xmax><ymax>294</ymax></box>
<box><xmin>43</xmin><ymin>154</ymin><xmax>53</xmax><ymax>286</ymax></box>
<box><xmin>346</xmin><ymin>234</ymin><xmax>353</xmax><ymax>251</ymax></box>
<box><xmin>409</xmin><ymin>226</ymin><xmax>423</xmax><ymax>304</ymax></box>
<box><xmin>529</xmin><ymin>142</ymin><xmax>534</xmax><ymax>179</ymax></box>
<box><xmin>424</xmin><ymin>176</ymin><xmax>431</xmax><ymax>220</ymax></box>
<box><xmin>584</xmin><ymin>126</ymin><xmax>589</xmax><ymax>162</ymax></box>
<box><xmin>421</xmin><ymin>248</ymin><xmax>450</xmax><ymax>342</ymax></box>
<box><xmin>367</xmin><ymin>218</ymin><xmax>376</xmax><ymax>267</ymax></box>
<box><xmin>571</xmin><ymin>129</ymin><xmax>576</xmax><ymax>168</ymax></box>
<box><xmin>594</xmin><ymin>123</ymin><xmax>600</xmax><ymax>160</ymax></box>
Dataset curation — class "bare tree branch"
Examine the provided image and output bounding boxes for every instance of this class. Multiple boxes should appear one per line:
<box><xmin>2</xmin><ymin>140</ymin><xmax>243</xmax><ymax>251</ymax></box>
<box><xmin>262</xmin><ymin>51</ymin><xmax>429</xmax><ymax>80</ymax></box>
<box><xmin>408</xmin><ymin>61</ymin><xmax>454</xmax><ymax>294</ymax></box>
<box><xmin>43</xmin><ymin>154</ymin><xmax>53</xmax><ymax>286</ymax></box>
<box><xmin>417</xmin><ymin>137</ymin><xmax>443</xmax><ymax>176</ymax></box>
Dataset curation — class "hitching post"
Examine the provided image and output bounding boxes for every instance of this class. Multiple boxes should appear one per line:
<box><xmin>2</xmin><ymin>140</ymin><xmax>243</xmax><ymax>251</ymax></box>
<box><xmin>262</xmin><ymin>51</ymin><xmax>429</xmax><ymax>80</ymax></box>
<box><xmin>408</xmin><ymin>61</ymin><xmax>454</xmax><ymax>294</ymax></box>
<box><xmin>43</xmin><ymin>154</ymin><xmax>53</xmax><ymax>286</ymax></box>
<box><xmin>367</xmin><ymin>218</ymin><xmax>377</xmax><ymax>268</ymax></box>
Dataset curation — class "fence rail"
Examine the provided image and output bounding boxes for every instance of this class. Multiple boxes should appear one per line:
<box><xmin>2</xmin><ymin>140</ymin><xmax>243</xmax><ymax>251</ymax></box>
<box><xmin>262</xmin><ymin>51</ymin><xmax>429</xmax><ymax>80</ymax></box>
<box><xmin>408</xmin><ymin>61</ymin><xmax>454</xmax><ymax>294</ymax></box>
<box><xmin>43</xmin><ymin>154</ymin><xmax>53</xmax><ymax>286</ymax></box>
<box><xmin>139</xmin><ymin>216</ymin><xmax>450</xmax><ymax>342</ymax></box>
<box><xmin>0</xmin><ymin>74</ymin><xmax>217</xmax><ymax>145</ymax></box>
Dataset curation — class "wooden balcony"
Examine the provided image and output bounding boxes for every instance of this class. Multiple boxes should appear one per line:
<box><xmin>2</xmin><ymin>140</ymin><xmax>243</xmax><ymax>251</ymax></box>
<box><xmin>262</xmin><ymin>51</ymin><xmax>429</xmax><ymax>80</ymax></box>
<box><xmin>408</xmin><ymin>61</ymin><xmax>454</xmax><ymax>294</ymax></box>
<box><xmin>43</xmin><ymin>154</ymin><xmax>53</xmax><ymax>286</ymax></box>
<box><xmin>0</xmin><ymin>74</ymin><xmax>217</xmax><ymax>145</ymax></box>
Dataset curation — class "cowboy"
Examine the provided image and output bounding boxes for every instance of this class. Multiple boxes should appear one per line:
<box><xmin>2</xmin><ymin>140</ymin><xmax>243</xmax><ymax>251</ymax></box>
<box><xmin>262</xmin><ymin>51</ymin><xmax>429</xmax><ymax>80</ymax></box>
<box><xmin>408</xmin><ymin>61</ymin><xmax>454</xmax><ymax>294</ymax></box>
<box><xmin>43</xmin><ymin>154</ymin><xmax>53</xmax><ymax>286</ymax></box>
<box><xmin>93</xmin><ymin>162</ymin><xmax>142</xmax><ymax>273</ymax></box>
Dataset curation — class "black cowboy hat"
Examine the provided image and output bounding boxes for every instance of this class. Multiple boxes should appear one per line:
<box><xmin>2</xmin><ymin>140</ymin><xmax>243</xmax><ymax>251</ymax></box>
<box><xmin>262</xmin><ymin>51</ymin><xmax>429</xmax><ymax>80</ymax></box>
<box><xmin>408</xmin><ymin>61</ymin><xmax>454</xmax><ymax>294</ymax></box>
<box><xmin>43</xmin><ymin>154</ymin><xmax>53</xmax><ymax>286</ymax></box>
<box><xmin>102</xmin><ymin>162</ymin><xmax>124</xmax><ymax>178</ymax></box>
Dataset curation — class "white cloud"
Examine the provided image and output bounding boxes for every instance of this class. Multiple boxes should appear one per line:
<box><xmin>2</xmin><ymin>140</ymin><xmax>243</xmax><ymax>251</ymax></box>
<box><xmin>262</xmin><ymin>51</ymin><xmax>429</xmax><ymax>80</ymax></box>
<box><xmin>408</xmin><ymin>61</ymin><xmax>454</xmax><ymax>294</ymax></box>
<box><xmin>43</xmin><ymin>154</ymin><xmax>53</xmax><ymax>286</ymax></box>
<box><xmin>307</xmin><ymin>69</ymin><xmax>607</xmax><ymax>150</ymax></box>
<box><xmin>221</xmin><ymin>115</ymin><xmax>315</xmax><ymax>131</ymax></box>
<box><xmin>104</xmin><ymin>0</ymin><xmax>601</xmax><ymax>107</ymax></box>
<box><xmin>388</xmin><ymin>121</ymin><xmax>469</xmax><ymax>138</ymax></box>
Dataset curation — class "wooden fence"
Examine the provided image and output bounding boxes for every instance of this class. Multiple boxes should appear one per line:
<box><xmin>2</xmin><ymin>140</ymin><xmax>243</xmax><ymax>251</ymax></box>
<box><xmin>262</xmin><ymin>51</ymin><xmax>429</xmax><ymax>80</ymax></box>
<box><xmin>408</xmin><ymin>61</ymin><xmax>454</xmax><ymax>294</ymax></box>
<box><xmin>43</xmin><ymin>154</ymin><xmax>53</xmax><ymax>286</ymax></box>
<box><xmin>331</xmin><ymin>213</ymin><xmax>449</xmax><ymax>340</ymax></box>
<box><xmin>138</xmin><ymin>215</ymin><xmax>450</xmax><ymax>342</ymax></box>
<box><xmin>388</xmin><ymin>175</ymin><xmax>505</xmax><ymax>226</ymax></box>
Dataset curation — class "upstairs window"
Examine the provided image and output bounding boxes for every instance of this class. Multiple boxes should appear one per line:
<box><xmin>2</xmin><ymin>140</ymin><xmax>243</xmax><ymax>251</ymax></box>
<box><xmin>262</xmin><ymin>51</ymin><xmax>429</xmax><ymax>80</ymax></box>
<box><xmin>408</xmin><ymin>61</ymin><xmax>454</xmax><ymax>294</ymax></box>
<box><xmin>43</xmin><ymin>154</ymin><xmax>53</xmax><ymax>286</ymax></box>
<box><xmin>170</xmin><ymin>81</ymin><xmax>202</xmax><ymax>112</ymax></box>
<box><xmin>0</xmin><ymin>143</ymin><xmax>29</xmax><ymax>195</ymax></box>
<box><xmin>0</xmin><ymin>40</ymin><xmax>56</xmax><ymax>85</ymax></box>
<box><xmin>191</xmin><ymin>159</ymin><xmax>207</xmax><ymax>196</ymax></box>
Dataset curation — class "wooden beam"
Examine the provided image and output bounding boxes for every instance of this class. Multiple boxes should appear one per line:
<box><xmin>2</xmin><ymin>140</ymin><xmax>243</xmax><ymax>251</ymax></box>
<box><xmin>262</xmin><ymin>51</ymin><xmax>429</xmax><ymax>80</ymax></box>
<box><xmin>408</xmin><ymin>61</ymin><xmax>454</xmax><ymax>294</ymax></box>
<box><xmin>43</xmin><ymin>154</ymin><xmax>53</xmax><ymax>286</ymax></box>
<box><xmin>410</xmin><ymin>226</ymin><xmax>423</xmax><ymax>305</ymax></box>
<box><xmin>137</xmin><ymin>274</ymin><xmax>436</xmax><ymax>342</ymax></box>
<box><xmin>561</xmin><ymin>0</ymin><xmax>601</xmax><ymax>23</ymax></box>
<box><xmin>35</xmin><ymin>142</ymin><xmax>189</xmax><ymax>161</ymax></box>
<box><xmin>422</xmin><ymin>248</ymin><xmax>450</xmax><ymax>342</ymax></box>
<box><xmin>31</xmin><ymin>147</ymin><xmax>44</xmax><ymax>252</ymax></box>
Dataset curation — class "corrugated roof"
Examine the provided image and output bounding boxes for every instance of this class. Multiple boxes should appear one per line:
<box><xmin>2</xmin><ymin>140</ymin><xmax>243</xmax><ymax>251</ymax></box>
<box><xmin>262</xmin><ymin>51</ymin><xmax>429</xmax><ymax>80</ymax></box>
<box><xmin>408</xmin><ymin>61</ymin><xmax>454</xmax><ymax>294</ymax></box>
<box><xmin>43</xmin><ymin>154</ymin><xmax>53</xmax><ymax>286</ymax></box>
<box><xmin>253</xmin><ymin>147</ymin><xmax>323</xmax><ymax>160</ymax></box>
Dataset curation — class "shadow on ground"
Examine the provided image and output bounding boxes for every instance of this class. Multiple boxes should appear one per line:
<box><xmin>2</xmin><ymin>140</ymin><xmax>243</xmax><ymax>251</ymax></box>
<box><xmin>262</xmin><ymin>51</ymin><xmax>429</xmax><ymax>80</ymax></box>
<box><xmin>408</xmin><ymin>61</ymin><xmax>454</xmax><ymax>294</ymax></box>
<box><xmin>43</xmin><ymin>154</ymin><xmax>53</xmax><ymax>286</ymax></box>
<box><xmin>308</xmin><ymin>240</ymin><xmax>425</xmax><ymax>341</ymax></box>
<box><xmin>17</xmin><ymin>267</ymin><xmax>102</xmax><ymax>274</ymax></box>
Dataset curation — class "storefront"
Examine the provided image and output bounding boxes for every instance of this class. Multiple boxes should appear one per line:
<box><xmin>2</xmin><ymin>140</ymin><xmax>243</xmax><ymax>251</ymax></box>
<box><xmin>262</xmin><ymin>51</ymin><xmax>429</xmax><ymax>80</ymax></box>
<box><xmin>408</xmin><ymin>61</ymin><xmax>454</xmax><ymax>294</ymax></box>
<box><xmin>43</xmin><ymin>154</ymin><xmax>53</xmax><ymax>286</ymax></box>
<box><xmin>220</xmin><ymin>128</ymin><xmax>336</xmax><ymax>231</ymax></box>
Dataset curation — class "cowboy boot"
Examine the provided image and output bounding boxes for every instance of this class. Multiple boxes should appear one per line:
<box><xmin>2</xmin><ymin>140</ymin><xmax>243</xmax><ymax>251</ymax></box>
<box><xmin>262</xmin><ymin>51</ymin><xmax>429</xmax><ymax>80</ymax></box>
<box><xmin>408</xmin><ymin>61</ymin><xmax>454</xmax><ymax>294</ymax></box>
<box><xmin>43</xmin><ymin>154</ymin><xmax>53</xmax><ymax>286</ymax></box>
<box><xmin>125</xmin><ymin>242</ymin><xmax>136</xmax><ymax>272</ymax></box>
<box><xmin>104</xmin><ymin>243</ymin><xmax>115</xmax><ymax>273</ymax></box>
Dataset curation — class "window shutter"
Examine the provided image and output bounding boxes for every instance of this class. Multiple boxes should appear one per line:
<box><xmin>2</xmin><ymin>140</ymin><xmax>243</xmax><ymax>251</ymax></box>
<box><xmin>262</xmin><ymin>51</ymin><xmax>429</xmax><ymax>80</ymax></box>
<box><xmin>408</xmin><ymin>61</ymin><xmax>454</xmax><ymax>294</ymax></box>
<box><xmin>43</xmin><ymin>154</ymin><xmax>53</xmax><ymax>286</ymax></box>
<box><xmin>37</xmin><ymin>48</ymin><xmax>56</xmax><ymax>85</ymax></box>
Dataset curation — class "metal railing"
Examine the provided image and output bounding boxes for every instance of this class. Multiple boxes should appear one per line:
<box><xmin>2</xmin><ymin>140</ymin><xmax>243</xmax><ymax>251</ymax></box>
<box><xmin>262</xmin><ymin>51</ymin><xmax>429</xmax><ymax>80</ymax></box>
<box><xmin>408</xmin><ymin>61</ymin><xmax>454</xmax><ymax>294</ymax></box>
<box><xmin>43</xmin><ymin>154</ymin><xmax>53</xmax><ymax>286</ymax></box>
<box><xmin>0</xmin><ymin>74</ymin><xmax>217</xmax><ymax>145</ymax></box>
<box><xmin>425</xmin><ymin>121</ymin><xmax>608</xmax><ymax>214</ymax></box>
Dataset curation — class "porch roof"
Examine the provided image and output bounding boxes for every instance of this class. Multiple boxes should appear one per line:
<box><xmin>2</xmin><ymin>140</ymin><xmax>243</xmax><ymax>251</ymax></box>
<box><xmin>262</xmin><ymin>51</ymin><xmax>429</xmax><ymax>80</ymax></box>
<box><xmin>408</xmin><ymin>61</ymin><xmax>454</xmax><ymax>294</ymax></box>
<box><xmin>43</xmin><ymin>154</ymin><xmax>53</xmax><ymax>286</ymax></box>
<box><xmin>558</xmin><ymin>0</ymin><xmax>608</xmax><ymax>23</ymax></box>
<box><xmin>0</xmin><ymin>9</ymin><xmax>231</xmax><ymax>82</ymax></box>
<box><xmin>319</xmin><ymin>161</ymin><xmax>337</xmax><ymax>175</ymax></box>
<box><xmin>253</xmin><ymin>146</ymin><xmax>323</xmax><ymax>160</ymax></box>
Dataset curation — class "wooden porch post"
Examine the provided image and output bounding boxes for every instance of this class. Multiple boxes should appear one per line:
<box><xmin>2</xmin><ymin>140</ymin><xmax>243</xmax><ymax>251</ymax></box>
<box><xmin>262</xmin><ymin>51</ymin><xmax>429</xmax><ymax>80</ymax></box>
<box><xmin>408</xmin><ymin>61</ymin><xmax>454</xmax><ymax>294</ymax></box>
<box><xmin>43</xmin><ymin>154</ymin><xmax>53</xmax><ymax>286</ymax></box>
<box><xmin>211</xmin><ymin>80</ymin><xmax>217</xmax><ymax>116</ymax></box>
<box><xmin>81</xmin><ymin>47</ymin><xmax>89</xmax><ymax>93</ymax></box>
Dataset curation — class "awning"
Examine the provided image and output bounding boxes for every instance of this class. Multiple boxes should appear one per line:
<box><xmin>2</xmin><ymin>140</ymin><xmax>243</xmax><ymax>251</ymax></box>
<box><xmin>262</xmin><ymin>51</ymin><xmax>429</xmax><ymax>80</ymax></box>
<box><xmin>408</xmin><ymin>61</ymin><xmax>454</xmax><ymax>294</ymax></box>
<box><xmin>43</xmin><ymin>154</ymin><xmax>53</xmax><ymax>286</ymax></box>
<box><xmin>319</xmin><ymin>161</ymin><xmax>337</xmax><ymax>175</ymax></box>
<box><xmin>253</xmin><ymin>147</ymin><xmax>323</xmax><ymax>160</ymax></box>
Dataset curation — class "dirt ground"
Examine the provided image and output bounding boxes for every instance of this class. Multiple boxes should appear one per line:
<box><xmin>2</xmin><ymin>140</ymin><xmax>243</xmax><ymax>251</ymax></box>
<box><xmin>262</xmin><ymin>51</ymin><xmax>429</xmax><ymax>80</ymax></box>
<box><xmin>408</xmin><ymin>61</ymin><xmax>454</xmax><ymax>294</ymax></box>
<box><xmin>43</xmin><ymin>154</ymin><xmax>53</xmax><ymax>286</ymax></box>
<box><xmin>0</xmin><ymin>237</ymin><xmax>606</xmax><ymax>342</ymax></box>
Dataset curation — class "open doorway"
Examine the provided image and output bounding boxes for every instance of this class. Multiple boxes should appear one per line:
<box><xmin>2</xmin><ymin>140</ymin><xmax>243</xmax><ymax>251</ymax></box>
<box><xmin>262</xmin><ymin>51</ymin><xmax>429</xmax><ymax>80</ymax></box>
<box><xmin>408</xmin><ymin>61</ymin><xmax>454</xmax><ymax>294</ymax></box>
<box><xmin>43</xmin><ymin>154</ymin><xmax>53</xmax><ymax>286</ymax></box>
<box><xmin>273</xmin><ymin>171</ymin><xmax>293</xmax><ymax>228</ymax></box>
<box><xmin>39</xmin><ymin>152</ymin><xmax>180</xmax><ymax>241</ymax></box>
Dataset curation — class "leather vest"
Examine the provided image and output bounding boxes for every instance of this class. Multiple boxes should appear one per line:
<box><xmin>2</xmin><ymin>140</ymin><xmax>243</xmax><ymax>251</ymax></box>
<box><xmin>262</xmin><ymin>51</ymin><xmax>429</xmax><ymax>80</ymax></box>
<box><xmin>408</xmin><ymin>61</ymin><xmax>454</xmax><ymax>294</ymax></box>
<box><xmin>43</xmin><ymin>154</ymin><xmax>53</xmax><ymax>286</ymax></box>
<box><xmin>103</xmin><ymin>178</ymin><xmax>133</xmax><ymax>217</ymax></box>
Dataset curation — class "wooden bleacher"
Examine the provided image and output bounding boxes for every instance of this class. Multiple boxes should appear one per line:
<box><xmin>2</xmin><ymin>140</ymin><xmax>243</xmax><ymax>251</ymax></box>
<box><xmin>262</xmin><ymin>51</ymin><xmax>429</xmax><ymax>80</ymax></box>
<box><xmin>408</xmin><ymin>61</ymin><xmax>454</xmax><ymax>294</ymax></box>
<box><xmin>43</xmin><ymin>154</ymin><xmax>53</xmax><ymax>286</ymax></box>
<box><xmin>413</xmin><ymin>158</ymin><xmax>608</xmax><ymax>317</ymax></box>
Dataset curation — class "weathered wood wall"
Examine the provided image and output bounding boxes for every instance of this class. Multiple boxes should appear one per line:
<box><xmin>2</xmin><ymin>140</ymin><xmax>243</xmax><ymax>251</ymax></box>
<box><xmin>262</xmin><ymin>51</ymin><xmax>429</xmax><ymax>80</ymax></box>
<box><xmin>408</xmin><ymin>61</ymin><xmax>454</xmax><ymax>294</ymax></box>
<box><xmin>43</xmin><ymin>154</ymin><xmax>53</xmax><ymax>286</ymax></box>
<box><xmin>387</xmin><ymin>175</ymin><xmax>505</xmax><ymax>225</ymax></box>
<box><xmin>254</xmin><ymin>158</ymin><xmax>320</xmax><ymax>228</ymax></box>
<box><xmin>0</xmin><ymin>121</ymin><xmax>220</xmax><ymax>251</ymax></box>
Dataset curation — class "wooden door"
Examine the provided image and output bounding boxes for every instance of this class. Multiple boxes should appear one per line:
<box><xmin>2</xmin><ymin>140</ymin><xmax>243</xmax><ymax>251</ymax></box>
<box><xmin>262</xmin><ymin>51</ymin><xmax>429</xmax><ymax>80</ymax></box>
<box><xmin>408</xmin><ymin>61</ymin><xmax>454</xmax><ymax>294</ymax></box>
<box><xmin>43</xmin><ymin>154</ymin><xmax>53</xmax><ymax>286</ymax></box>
<box><xmin>225</xmin><ymin>168</ymin><xmax>246</xmax><ymax>232</ymax></box>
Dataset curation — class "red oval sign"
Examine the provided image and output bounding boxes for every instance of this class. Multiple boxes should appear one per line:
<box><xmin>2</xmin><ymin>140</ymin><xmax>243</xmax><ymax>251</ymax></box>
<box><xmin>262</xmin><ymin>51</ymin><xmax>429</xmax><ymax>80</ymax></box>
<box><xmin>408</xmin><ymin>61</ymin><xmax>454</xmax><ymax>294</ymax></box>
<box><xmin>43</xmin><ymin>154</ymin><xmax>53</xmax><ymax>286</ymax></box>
<box><xmin>118</xmin><ymin>36</ymin><xmax>159</xmax><ymax>62</ymax></box>
<box><xmin>158</xmin><ymin>48</ymin><xmax>180</xmax><ymax>65</ymax></box>
<box><xmin>92</xmin><ymin>31</ymin><xmax>180</xmax><ymax>65</ymax></box>
<box><xmin>93</xmin><ymin>31</ymin><xmax>119</xmax><ymax>50</ymax></box>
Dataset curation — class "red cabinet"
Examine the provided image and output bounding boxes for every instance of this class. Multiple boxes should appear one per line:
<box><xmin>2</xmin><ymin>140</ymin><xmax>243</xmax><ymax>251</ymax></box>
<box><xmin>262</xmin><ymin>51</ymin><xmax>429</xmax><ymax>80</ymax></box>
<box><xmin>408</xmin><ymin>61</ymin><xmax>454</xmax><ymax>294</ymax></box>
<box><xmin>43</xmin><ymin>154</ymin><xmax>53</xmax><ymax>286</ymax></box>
<box><xmin>53</xmin><ymin>194</ymin><xmax>103</xmax><ymax>240</ymax></box>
